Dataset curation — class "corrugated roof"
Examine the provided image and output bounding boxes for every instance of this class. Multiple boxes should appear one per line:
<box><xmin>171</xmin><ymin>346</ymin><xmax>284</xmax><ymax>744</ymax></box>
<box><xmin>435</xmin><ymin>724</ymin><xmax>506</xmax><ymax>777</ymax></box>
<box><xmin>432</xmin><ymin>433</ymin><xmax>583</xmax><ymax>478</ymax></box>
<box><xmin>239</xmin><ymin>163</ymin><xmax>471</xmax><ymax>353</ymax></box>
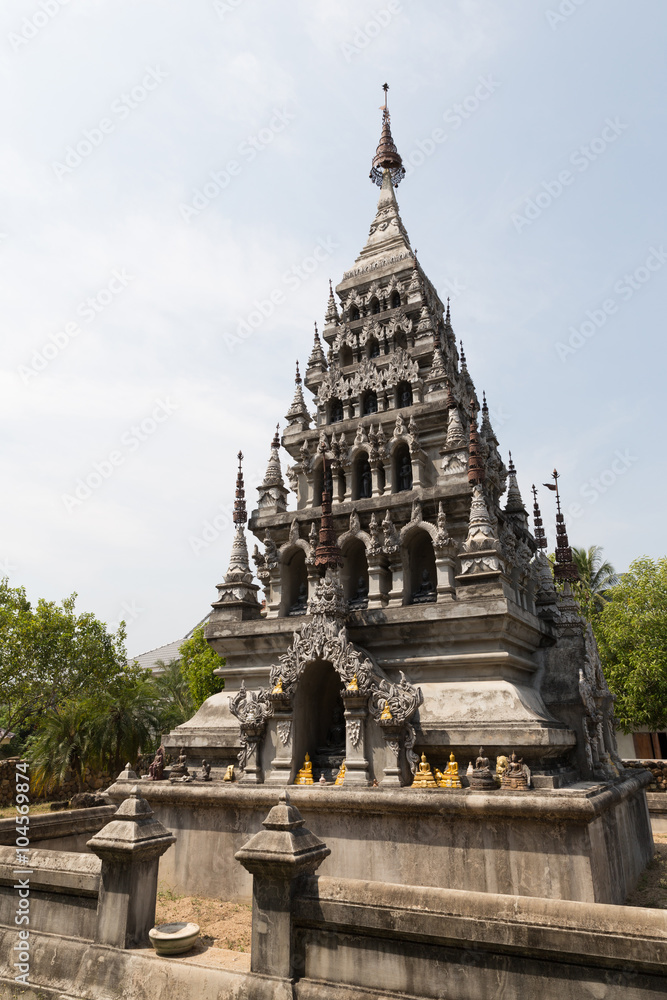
<box><xmin>130</xmin><ymin>614</ymin><xmax>210</xmax><ymax>674</ymax></box>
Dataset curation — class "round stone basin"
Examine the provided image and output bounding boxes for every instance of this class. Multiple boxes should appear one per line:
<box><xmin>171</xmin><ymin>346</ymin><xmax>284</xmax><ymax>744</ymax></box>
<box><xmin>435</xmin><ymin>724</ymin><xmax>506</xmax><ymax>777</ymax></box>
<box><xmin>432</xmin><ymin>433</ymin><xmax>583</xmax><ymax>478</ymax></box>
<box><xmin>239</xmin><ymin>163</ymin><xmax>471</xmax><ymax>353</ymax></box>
<box><xmin>149</xmin><ymin>921</ymin><xmax>200</xmax><ymax>956</ymax></box>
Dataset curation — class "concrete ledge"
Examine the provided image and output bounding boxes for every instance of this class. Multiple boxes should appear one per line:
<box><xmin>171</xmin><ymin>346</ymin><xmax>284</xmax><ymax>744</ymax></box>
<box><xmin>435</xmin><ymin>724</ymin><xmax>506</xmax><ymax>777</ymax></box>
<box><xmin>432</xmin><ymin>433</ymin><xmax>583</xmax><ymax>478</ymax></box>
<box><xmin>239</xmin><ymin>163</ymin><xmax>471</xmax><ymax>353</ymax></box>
<box><xmin>0</xmin><ymin>847</ymin><xmax>100</xmax><ymax>896</ymax></box>
<box><xmin>296</xmin><ymin>875</ymin><xmax>667</xmax><ymax>972</ymax></box>
<box><xmin>107</xmin><ymin>770</ymin><xmax>651</xmax><ymax>823</ymax></box>
<box><xmin>0</xmin><ymin>806</ymin><xmax>116</xmax><ymax>848</ymax></box>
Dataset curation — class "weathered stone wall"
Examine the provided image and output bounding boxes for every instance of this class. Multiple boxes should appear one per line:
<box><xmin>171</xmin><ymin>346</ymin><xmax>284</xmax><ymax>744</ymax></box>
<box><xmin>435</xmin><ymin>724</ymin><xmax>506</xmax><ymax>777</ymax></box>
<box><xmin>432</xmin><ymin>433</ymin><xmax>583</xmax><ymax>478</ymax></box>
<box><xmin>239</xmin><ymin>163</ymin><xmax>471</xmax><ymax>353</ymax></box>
<box><xmin>0</xmin><ymin>757</ymin><xmax>112</xmax><ymax>808</ymax></box>
<box><xmin>106</xmin><ymin>770</ymin><xmax>653</xmax><ymax>906</ymax></box>
<box><xmin>624</xmin><ymin>758</ymin><xmax>667</xmax><ymax>791</ymax></box>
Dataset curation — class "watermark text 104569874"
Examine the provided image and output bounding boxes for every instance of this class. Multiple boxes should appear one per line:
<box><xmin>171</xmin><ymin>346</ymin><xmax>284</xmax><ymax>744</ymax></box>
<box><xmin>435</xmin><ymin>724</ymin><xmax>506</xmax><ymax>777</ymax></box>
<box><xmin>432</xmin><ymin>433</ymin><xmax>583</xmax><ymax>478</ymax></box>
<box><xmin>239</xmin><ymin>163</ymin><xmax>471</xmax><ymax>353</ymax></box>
<box><xmin>13</xmin><ymin>762</ymin><xmax>31</xmax><ymax>985</ymax></box>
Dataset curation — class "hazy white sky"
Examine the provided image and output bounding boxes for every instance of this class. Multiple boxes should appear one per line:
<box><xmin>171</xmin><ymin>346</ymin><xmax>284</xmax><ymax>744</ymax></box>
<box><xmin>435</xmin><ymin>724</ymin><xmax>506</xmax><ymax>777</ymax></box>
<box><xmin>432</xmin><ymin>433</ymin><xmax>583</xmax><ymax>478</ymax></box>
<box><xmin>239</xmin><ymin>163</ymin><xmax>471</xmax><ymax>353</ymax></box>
<box><xmin>1</xmin><ymin>0</ymin><xmax>665</xmax><ymax>656</ymax></box>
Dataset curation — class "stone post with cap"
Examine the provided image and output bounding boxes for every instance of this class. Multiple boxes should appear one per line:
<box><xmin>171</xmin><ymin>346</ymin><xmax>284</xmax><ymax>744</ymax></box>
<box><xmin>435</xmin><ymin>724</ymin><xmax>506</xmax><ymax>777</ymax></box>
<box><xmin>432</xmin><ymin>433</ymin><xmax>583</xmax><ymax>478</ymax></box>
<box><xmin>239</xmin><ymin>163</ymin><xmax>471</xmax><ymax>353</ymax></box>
<box><xmin>235</xmin><ymin>791</ymin><xmax>330</xmax><ymax>980</ymax></box>
<box><xmin>87</xmin><ymin>785</ymin><xmax>176</xmax><ymax>948</ymax></box>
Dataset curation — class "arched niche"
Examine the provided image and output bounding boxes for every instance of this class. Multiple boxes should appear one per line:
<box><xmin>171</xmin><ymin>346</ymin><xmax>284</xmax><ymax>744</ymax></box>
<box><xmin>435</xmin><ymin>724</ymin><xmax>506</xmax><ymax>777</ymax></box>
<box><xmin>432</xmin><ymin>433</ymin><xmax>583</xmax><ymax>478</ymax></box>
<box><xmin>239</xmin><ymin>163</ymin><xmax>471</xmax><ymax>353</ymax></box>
<box><xmin>396</xmin><ymin>381</ymin><xmax>413</xmax><ymax>408</ymax></box>
<box><xmin>281</xmin><ymin>547</ymin><xmax>308</xmax><ymax>617</ymax></box>
<box><xmin>368</xmin><ymin>336</ymin><xmax>380</xmax><ymax>359</ymax></box>
<box><xmin>395</xmin><ymin>330</ymin><xmax>408</xmax><ymax>351</ymax></box>
<box><xmin>330</xmin><ymin>398</ymin><xmax>343</xmax><ymax>423</ymax></box>
<box><xmin>370</xmin><ymin>297</ymin><xmax>381</xmax><ymax>315</ymax></box>
<box><xmin>352</xmin><ymin>452</ymin><xmax>372</xmax><ymax>500</ymax></box>
<box><xmin>404</xmin><ymin>529</ymin><xmax>437</xmax><ymax>606</ymax></box>
<box><xmin>390</xmin><ymin>290</ymin><xmax>401</xmax><ymax>309</ymax></box>
<box><xmin>362</xmin><ymin>390</ymin><xmax>378</xmax><ymax>416</ymax></box>
<box><xmin>341</xmin><ymin>537</ymin><xmax>369</xmax><ymax>609</ymax></box>
<box><xmin>340</xmin><ymin>344</ymin><xmax>353</xmax><ymax>367</ymax></box>
<box><xmin>348</xmin><ymin>305</ymin><xmax>360</xmax><ymax>321</ymax></box>
<box><xmin>291</xmin><ymin>660</ymin><xmax>346</xmax><ymax>782</ymax></box>
<box><xmin>392</xmin><ymin>442</ymin><xmax>412</xmax><ymax>493</ymax></box>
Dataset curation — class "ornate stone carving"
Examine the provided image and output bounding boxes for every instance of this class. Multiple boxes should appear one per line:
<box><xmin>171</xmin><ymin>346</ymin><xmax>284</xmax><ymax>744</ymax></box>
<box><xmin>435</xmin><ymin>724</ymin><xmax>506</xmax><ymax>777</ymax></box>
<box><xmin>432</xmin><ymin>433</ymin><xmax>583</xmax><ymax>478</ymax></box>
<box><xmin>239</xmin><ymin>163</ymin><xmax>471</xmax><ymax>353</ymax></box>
<box><xmin>228</xmin><ymin>681</ymin><xmax>273</xmax><ymax>770</ymax></box>
<box><xmin>368</xmin><ymin>672</ymin><xmax>424</xmax><ymax>773</ymax></box>
<box><xmin>348</xmin><ymin>720</ymin><xmax>362</xmax><ymax>748</ymax></box>
<box><xmin>277</xmin><ymin>721</ymin><xmax>292</xmax><ymax>747</ymax></box>
<box><xmin>459</xmin><ymin>486</ymin><xmax>505</xmax><ymax>576</ymax></box>
<box><xmin>317</xmin><ymin>348</ymin><xmax>419</xmax><ymax>403</ymax></box>
<box><xmin>381</xmin><ymin>509</ymin><xmax>400</xmax><ymax>555</ymax></box>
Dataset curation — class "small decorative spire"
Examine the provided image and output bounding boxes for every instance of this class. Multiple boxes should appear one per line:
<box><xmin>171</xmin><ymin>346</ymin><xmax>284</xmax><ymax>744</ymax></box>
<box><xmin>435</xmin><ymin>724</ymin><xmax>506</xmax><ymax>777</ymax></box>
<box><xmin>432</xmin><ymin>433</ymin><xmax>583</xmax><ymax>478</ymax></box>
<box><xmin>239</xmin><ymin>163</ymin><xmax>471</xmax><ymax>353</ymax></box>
<box><xmin>233</xmin><ymin>451</ymin><xmax>246</xmax><ymax>526</ymax></box>
<box><xmin>459</xmin><ymin>340</ymin><xmax>467</xmax><ymax>372</ymax></box>
<box><xmin>369</xmin><ymin>84</ymin><xmax>405</xmax><ymax>188</ymax></box>
<box><xmin>544</xmin><ymin>470</ymin><xmax>579</xmax><ymax>582</ymax></box>
<box><xmin>314</xmin><ymin>445</ymin><xmax>343</xmax><ymax>573</ymax></box>
<box><xmin>446</xmin><ymin>377</ymin><xmax>457</xmax><ymax>410</ymax></box>
<box><xmin>257</xmin><ymin>427</ymin><xmax>288</xmax><ymax>513</ymax></box>
<box><xmin>285</xmin><ymin>360</ymin><xmax>311</xmax><ymax>428</ymax></box>
<box><xmin>531</xmin><ymin>485</ymin><xmax>548</xmax><ymax>550</ymax></box>
<box><xmin>272</xmin><ymin>423</ymin><xmax>280</xmax><ymax>450</ymax></box>
<box><xmin>324</xmin><ymin>282</ymin><xmax>339</xmax><ymax>327</ymax></box>
<box><xmin>504</xmin><ymin>451</ymin><xmax>527</xmax><ymax>517</ymax></box>
<box><xmin>445</xmin><ymin>297</ymin><xmax>451</xmax><ymax>327</ymax></box>
<box><xmin>467</xmin><ymin>400</ymin><xmax>485</xmax><ymax>487</ymax></box>
<box><xmin>428</xmin><ymin>331</ymin><xmax>447</xmax><ymax>383</ymax></box>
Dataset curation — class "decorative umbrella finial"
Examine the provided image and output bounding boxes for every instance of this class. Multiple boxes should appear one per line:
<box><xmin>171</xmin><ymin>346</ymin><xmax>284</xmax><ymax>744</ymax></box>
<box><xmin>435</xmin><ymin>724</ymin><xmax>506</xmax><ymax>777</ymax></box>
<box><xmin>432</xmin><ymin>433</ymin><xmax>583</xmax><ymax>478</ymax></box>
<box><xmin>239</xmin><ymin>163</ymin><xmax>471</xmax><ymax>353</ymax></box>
<box><xmin>370</xmin><ymin>83</ymin><xmax>405</xmax><ymax>188</ymax></box>
<box><xmin>233</xmin><ymin>451</ymin><xmax>247</xmax><ymax>526</ymax></box>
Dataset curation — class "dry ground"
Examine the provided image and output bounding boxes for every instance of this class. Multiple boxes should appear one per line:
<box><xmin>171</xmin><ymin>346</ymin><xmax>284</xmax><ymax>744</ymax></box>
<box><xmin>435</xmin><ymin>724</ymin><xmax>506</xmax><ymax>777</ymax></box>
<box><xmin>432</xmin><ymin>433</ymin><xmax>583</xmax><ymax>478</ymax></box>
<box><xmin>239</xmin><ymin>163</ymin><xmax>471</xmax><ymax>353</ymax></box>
<box><xmin>625</xmin><ymin>835</ymin><xmax>667</xmax><ymax>909</ymax></box>
<box><xmin>155</xmin><ymin>884</ymin><xmax>252</xmax><ymax>953</ymax></box>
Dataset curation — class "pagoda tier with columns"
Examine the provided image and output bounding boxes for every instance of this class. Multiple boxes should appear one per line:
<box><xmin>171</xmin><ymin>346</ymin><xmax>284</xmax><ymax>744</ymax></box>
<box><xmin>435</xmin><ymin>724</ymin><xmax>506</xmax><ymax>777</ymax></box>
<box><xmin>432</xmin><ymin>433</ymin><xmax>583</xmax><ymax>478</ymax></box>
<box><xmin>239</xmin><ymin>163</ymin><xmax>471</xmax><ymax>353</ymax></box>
<box><xmin>164</xmin><ymin>90</ymin><xmax>625</xmax><ymax>793</ymax></box>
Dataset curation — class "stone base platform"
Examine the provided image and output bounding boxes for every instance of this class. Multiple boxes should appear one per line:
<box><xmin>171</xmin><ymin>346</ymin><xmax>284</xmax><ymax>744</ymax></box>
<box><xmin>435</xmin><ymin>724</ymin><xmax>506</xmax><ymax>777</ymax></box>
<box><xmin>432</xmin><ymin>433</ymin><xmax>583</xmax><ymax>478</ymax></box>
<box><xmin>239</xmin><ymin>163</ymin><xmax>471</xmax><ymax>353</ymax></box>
<box><xmin>107</xmin><ymin>768</ymin><xmax>653</xmax><ymax>906</ymax></box>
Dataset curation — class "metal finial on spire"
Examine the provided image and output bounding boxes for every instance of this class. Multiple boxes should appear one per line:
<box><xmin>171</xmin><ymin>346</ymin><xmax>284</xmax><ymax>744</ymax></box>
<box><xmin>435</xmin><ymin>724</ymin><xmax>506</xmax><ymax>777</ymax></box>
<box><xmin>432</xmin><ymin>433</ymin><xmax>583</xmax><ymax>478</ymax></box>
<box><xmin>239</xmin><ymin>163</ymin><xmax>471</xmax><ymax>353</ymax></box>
<box><xmin>460</xmin><ymin>340</ymin><xmax>468</xmax><ymax>371</ymax></box>
<box><xmin>370</xmin><ymin>84</ymin><xmax>405</xmax><ymax>188</ymax></box>
<box><xmin>445</xmin><ymin>376</ymin><xmax>457</xmax><ymax>410</ymax></box>
<box><xmin>314</xmin><ymin>444</ymin><xmax>343</xmax><ymax>573</ymax></box>
<box><xmin>233</xmin><ymin>450</ymin><xmax>247</xmax><ymax>526</ymax></box>
<box><xmin>445</xmin><ymin>297</ymin><xmax>451</xmax><ymax>327</ymax></box>
<box><xmin>531</xmin><ymin>485</ymin><xmax>548</xmax><ymax>550</ymax></box>
<box><xmin>467</xmin><ymin>399</ymin><xmax>486</xmax><ymax>487</ymax></box>
<box><xmin>543</xmin><ymin>469</ymin><xmax>579</xmax><ymax>582</ymax></box>
<box><xmin>272</xmin><ymin>423</ymin><xmax>280</xmax><ymax>450</ymax></box>
<box><xmin>482</xmin><ymin>391</ymin><xmax>488</xmax><ymax>415</ymax></box>
<box><xmin>295</xmin><ymin>360</ymin><xmax>302</xmax><ymax>384</ymax></box>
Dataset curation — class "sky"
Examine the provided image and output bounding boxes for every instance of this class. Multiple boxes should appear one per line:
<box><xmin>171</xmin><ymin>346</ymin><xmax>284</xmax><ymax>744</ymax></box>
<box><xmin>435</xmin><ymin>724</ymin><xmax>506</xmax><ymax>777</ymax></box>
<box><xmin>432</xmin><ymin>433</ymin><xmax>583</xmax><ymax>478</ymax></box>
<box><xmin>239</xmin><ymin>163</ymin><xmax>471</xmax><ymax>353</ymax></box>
<box><xmin>1</xmin><ymin>0</ymin><xmax>665</xmax><ymax>658</ymax></box>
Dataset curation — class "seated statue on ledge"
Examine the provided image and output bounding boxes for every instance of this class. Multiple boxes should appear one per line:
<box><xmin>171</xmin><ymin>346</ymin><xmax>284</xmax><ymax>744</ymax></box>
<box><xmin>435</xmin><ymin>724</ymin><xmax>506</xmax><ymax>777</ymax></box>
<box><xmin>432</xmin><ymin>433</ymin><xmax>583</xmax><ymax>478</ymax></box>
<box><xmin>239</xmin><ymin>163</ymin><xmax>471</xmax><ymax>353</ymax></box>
<box><xmin>359</xmin><ymin>462</ymin><xmax>372</xmax><ymax>498</ymax></box>
<box><xmin>169</xmin><ymin>748</ymin><xmax>189</xmax><ymax>778</ymax></box>
<box><xmin>288</xmin><ymin>582</ymin><xmax>308</xmax><ymax>616</ymax></box>
<box><xmin>147</xmin><ymin>745</ymin><xmax>165</xmax><ymax>781</ymax></box>
<box><xmin>314</xmin><ymin>704</ymin><xmax>347</xmax><ymax>782</ymax></box>
<box><xmin>349</xmin><ymin>575</ymin><xmax>369</xmax><ymax>609</ymax></box>
<box><xmin>412</xmin><ymin>569</ymin><xmax>436</xmax><ymax>604</ymax></box>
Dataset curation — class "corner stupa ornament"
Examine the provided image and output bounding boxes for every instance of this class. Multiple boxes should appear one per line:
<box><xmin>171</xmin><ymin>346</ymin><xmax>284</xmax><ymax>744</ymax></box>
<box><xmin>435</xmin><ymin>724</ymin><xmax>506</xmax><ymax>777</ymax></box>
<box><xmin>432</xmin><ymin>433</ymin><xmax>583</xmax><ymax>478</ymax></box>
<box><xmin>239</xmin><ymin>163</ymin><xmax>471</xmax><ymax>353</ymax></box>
<box><xmin>369</xmin><ymin>84</ymin><xmax>406</xmax><ymax>188</ymax></box>
<box><xmin>458</xmin><ymin>407</ymin><xmax>505</xmax><ymax>577</ymax></box>
<box><xmin>285</xmin><ymin>361</ymin><xmax>311</xmax><ymax>429</ymax></box>
<box><xmin>257</xmin><ymin>425</ymin><xmax>289</xmax><ymax>513</ymax></box>
<box><xmin>211</xmin><ymin>451</ymin><xmax>261</xmax><ymax>618</ymax></box>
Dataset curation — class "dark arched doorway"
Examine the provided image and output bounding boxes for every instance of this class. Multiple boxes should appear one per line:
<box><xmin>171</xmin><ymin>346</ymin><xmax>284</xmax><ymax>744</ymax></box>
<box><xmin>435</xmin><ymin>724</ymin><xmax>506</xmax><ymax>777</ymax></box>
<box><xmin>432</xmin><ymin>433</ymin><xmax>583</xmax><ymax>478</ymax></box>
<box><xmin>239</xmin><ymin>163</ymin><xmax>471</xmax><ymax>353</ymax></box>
<box><xmin>291</xmin><ymin>660</ymin><xmax>346</xmax><ymax>782</ymax></box>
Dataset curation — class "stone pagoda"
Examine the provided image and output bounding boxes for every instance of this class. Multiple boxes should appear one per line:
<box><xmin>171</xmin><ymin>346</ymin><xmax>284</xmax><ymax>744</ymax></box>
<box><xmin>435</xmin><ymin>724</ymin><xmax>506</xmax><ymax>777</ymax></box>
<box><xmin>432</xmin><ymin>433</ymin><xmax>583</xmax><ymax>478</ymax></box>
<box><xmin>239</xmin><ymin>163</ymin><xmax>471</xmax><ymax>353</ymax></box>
<box><xmin>165</xmin><ymin>89</ymin><xmax>625</xmax><ymax>793</ymax></box>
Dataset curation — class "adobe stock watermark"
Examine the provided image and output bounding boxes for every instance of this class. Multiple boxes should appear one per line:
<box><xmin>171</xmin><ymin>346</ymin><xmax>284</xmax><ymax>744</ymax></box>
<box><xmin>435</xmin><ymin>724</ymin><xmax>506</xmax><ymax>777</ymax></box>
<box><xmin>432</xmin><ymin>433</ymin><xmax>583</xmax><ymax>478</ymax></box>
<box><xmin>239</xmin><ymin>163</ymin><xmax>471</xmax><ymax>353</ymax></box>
<box><xmin>52</xmin><ymin>67</ymin><xmax>168</xmax><ymax>179</ymax></box>
<box><xmin>61</xmin><ymin>397</ymin><xmax>179</xmax><ymax>513</ymax></box>
<box><xmin>562</xmin><ymin>449</ymin><xmax>638</xmax><ymax>523</ymax></box>
<box><xmin>18</xmin><ymin>269</ymin><xmax>135</xmax><ymax>384</ymax></box>
<box><xmin>511</xmin><ymin>117</ymin><xmax>628</xmax><ymax>233</ymax></box>
<box><xmin>546</xmin><ymin>0</ymin><xmax>588</xmax><ymax>30</ymax></box>
<box><xmin>402</xmin><ymin>76</ymin><xmax>501</xmax><ymax>178</ymax></box>
<box><xmin>108</xmin><ymin>599</ymin><xmax>144</xmax><ymax>634</ymax></box>
<box><xmin>13</xmin><ymin>761</ymin><xmax>31</xmax><ymax>986</ymax></box>
<box><xmin>555</xmin><ymin>246</ymin><xmax>667</xmax><ymax>362</ymax></box>
<box><xmin>340</xmin><ymin>1</ymin><xmax>402</xmax><ymax>63</ymax></box>
<box><xmin>213</xmin><ymin>0</ymin><xmax>244</xmax><ymax>17</ymax></box>
<box><xmin>224</xmin><ymin>236</ymin><xmax>339</xmax><ymax>352</ymax></box>
<box><xmin>8</xmin><ymin>0</ymin><xmax>70</xmax><ymax>53</ymax></box>
<box><xmin>179</xmin><ymin>108</ymin><xmax>296</xmax><ymax>223</ymax></box>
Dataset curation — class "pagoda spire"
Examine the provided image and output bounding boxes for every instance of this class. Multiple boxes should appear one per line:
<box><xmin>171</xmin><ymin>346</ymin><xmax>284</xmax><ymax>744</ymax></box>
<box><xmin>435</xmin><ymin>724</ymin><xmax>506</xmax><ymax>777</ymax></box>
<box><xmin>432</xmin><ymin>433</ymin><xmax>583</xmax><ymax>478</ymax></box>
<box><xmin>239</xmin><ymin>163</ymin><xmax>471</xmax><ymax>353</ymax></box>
<box><xmin>211</xmin><ymin>451</ymin><xmax>261</xmax><ymax>619</ymax></box>
<box><xmin>257</xmin><ymin>424</ymin><xmax>288</xmax><ymax>513</ymax></box>
<box><xmin>445</xmin><ymin>297</ymin><xmax>451</xmax><ymax>327</ymax></box>
<box><xmin>544</xmin><ymin>469</ymin><xmax>579</xmax><ymax>583</ymax></box>
<box><xmin>314</xmin><ymin>445</ymin><xmax>343</xmax><ymax>574</ymax></box>
<box><xmin>369</xmin><ymin>83</ymin><xmax>406</xmax><ymax>188</ymax></box>
<box><xmin>285</xmin><ymin>360</ymin><xmax>311</xmax><ymax>429</ymax></box>
<box><xmin>531</xmin><ymin>485</ymin><xmax>548</xmax><ymax>551</ymax></box>
<box><xmin>304</xmin><ymin>322</ymin><xmax>328</xmax><ymax>392</ymax></box>
<box><xmin>324</xmin><ymin>281</ymin><xmax>339</xmax><ymax>327</ymax></box>
<box><xmin>504</xmin><ymin>451</ymin><xmax>527</xmax><ymax>523</ymax></box>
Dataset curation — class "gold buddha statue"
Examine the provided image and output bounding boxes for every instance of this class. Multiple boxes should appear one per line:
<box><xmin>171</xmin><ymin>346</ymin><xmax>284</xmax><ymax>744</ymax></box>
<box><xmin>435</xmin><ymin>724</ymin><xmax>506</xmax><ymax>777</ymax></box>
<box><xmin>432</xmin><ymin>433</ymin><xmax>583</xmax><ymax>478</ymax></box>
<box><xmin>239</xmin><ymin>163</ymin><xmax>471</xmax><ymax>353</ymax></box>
<box><xmin>495</xmin><ymin>755</ymin><xmax>508</xmax><ymax>786</ymax></box>
<box><xmin>272</xmin><ymin>676</ymin><xmax>284</xmax><ymax>695</ymax></box>
<box><xmin>295</xmin><ymin>752</ymin><xmax>314</xmax><ymax>785</ymax></box>
<box><xmin>411</xmin><ymin>753</ymin><xmax>438</xmax><ymax>789</ymax></box>
<box><xmin>346</xmin><ymin>673</ymin><xmax>359</xmax><ymax>693</ymax></box>
<box><xmin>334</xmin><ymin>760</ymin><xmax>346</xmax><ymax>785</ymax></box>
<box><xmin>223</xmin><ymin>764</ymin><xmax>235</xmax><ymax>782</ymax></box>
<box><xmin>380</xmin><ymin>700</ymin><xmax>393</xmax><ymax>721</ymax></box>
<box><xmin>438</xmin><ymin>751</ymin><xmax>462</xmax><ymax>789</ymax></box>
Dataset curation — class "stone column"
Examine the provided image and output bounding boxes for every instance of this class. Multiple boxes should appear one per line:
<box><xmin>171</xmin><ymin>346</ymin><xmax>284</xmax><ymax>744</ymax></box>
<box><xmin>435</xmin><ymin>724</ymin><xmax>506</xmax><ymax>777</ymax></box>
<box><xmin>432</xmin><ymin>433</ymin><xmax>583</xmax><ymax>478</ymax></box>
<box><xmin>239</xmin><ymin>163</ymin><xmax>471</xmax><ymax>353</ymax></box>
<box><xmin>435</xmin><ymin>553</ymin><xmax>456</xmax><ymax>600</ymax></box>
<box><xmin>306</xmin><ymin>565</ymin><xmax>320</xmax><ymax>604</ymax></box>
<box><xmin>87</xmin><ymin>787</ymin><xmax>175</xmax><ymax>949</ymax></box>
<box><xmin>235</xmin><ymin>792</ymin><xmax>330</xmax><ymax>980</ymax></box>
<box><xmin>266</xmin><ymin>694</ymin><xmax>294</xmax><ymax>785</ymax></box>
<box><xmin>342</xmin><ymin>691</ymin><xmax>370</xmax><ymax>785</ymax></box>
<box><xmin>239</xmin><ymin>723</ymin><xmax>265</xmax><ymax>784</ymax></box>
<box><xmin>367</xmin><ymin>557</ymin><xmax>388</xmax><ymax>609</ymax></box>
<box><xmin>386</xmin><ymin>556</ymin><xmax>404</xmax><ymax>608</ymax></box>
<box><xmin>379</xmin><ymin>720</ymin><xmax>404</xmax><ymax>787</ymax></box>
<box><xmin>411</xmin><ymin>454</ymin><xmax>425</xmax><ymax>489</ymax></box>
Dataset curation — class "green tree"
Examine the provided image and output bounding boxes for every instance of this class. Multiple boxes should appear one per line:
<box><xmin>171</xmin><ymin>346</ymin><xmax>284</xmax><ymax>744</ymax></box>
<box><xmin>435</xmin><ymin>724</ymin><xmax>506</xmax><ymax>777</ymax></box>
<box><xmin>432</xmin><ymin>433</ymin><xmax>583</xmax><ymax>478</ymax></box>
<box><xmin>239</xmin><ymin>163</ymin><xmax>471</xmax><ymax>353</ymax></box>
<box><xmin>571</xmin><ymin>545</ymin><xmax>618</xmax><ymax>615</ymax></box>
<box><xmin>27</xmin><ymin>699</ymin><xmax>93</xmax><ymax>794</ymax></box>
<box><xmin>179</xmin><ymin>625</ymin><xmax>225</xmax><ymax>710</ymax></box>
<box><xmin>0</xmin><ymin>579</ymin><xmax>127</xmax><ymax>745</ymax></box>
<box><xmin>592</xmin><ymin>557</ymin><xmax>667</xmax><ymax>733</ymax></box>
<box><xmin>151</xmin><ymin>658</ymin><xmax>194</xmax><ymax>735</ymax></box>
<box><xmin>86</xmin><ymin>667</ymin><xmax>160</xmax><ymax>776</ymax></box>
